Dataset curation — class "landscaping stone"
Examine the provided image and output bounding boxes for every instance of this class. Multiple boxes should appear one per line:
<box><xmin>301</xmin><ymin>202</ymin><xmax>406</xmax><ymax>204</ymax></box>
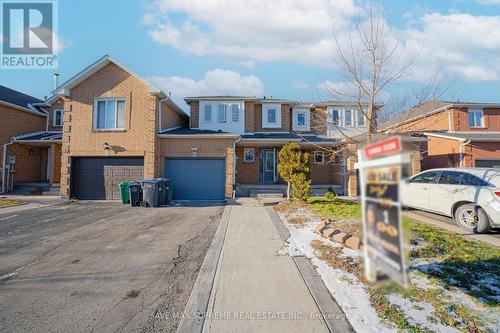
<box><xmin>314</xmin><ymin>221</ymin><xmax>329</xmax><ymax>234</ymax></box>
<box><xmin>345</xmin><ymin>236</ymin><xmax>360</xmax><ymax>250</ymax></box>
<box><xmin>322</xmin><ymin>228</ymin><xmax>337</xmax><ymax>238</ymax></box>
<box><xmin>332</xmin><ymin>232</ymin><xmax>350</xmax><ymax>244</ymax></box>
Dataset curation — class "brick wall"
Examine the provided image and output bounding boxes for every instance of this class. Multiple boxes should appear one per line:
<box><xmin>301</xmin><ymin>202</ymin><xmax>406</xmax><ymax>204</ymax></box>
<box><xmin>60</xmin><ymin>62</ymin><xmax>159</xmax><ymax>197</ymax></box>
<box><xmin>50</xmin><ymin>143</ymin><xmax>62</xmax><ymax>184</ymax></box>
<box><xmin>389</xmin><ymin>110</ymin><xmax>450</xmax><ymax>133</ymax></box>
<box><xmin>161</xmin><ymin>101</ymin><xmax>187</xmax><ymax>130</ymax></box>
<box><xmin>309</xmin><ymin>157</ymin><xmax>342</xmax><ymax>184</ymax></box>
<box><xmin>465</xmin><ymin>142</ymin><xmax>500</xmax><ymax>167</ymax></box>
<box><xmin>235</xmin><ymin>147</ymin><xmax>260</xmax><ymax>184</ymax></box>
<box><xmin>7</xmin><ymin>143</ymin><xmax>44</xmax><ymax>183</ymax></box>
<box><xmin>190</xmin><ymin>101</ymin><xmax>199</xmax><ymax>128</ymax></box>
<box><xmin>159</xmin><ymin>137</ymin><xmax>236</xmax><ymax>198</ymax></box>
<box><xmin>453</xmin><ymin>107</ymin><xmax>500</xmax><ymax>131</ymax></box>
<box><xmin>253</xmin><ymin>103</ymin><xmax>292</xmax><ymax>132</ymax></box>
<box><xmin>244</xmin><ymin>101</ymin><xmax>255</xmax><ymax>133</ymax></box>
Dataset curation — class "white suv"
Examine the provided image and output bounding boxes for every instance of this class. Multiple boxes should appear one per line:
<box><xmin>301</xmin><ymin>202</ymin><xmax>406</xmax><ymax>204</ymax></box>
<box><xmin>401</xmin><ymin>168</ymin><xmax>500</xmax><ymax>233</ymax></box>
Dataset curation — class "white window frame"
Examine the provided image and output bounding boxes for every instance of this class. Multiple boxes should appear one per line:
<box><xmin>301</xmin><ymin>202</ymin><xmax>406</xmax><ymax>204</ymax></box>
<box><xmin>262</xmin><ymin>103</ymin><xmax>281</xmax><ymax>128</ymax></box>
<box><xmin>468</xmin><ymin>108</ymin><xmax>484</xmax><ymax>128</ymax></box>
<box><xmin>344</xmin><ymin>109</ymin><xmax>353</xmax><ymax>127</ymax></box>
<box><xmin>356</xmin><ymin>109</ymin><xmax>366</xmax><ymax>127</ymax></box>
<box><xmin>53</xmin><ymin>109</ymin><xmax>63</xmax><ymax>127</ymax></box>
<box><xmin>292</xmin><ymin>108</ymin><xmax>310</xmax><ymax>131</ymax></box>
<box><xmin>244</xmin><ymin>148</ymin><xmax>255</xmax><ymax>163</ymax></box>
<box><xmin>93</xmin><ymin>98</ymin><xmax>126</xmax><ymax>131</ymax></box>
<box><xmin>217</xmin><ymin>103</ymin><xmax>227</xmax><ymax>123</ymax></box>
<box><xmin>231</xmin><ymin>104</ymin><xmax>240</xmax><ymax>123</ymax></box>
<box><xmin>314</xmin><ymin>151</ymin><xmax>325</xmax><ymax>165</ymax></box>
<box><xmin>203</xmin><ymin>103</ymin><xmax>213</xmax><ymax>123</ymax></box>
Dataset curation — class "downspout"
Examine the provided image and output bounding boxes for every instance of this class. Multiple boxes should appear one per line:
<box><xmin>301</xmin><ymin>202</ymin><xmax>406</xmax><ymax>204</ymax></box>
<box><xmin>232</xmin><ymin>136</ymin><xmax>241</xmax><ymax>199</ymax></box>
<box><xmin>2</xmin><ymin>142</ymin><xmax>12</xmax><ymax>193</ymax></box>
<box><xmin>459</xmin><ymin>139</ymin><xmax>471</xmax><ymax>168</ymax></box>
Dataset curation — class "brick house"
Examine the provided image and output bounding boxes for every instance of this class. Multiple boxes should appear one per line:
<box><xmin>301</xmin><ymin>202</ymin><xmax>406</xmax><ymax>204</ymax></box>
<box><xmin>381</xmin><ymin>101</ymin><xmax>500</xmax><ymax>169</ymax></box>
<box><xmin>158</xmin><ymin>97</ymin><xmax>372</xmax><ymax>199</ymax></box>
<box><xmin>53</xmin><ymin>55</ymin><xmax>188</xmax><ymax>200</ymax></box>
<box><xmin>0</xmin><ymin>85</ymin><xmax>62</xmax><ymax>193</ymax></box>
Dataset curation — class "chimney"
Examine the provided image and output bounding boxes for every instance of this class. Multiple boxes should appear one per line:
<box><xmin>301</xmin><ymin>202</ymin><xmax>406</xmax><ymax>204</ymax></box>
<box><xmin>53</xmin><ymin>73</ymin><xmax>60</xmax><ymax>90</ymax></box>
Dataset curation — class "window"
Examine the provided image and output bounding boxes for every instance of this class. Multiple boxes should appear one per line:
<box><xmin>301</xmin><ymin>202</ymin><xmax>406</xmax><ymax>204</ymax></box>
<box><xmin>438</xmin><ymin>171</ymin><xmax>463</xmax><ymax>185</ymax></box>
<box><xmin>357</xmin><ymin>110</ymin><xmax>366</xmax><ymax>127</ymax></box>
<box><xmin>293</xmin><ymin>108</ymin><xmax>310</xmax><ymax>131</ymax></box>
<box><xmin>409</xmin><ymin>171</ymin><xmax>440</xmax><ymax>184</ymax></box>
<box><xmin>231</xmin><ymin>104</ymin><xmax>240</xmax><ymax>122</ymax></box>
<box><xmin>53</xmin><ymin>109</ymin><xmax>63</xmax><ymax>127</ymax></box>
<box><xmin>94</xmin><ymin>99</ymin><xmax>125</xmax><ymax>130</ymax></box>
<box><xmin>203</xmin><ymin>104</ymin><xmax>212</xmax><ymax>122</ymax></box>
<box><xmin>217</xmin><ymin>104</ymin><xmax>226</xmax><ymax>123</ymax></box>
<box><xmin>344</xmin><ymin>109</ymin><xmax>353</xmax><ymax>126</ymax></box>
<box><xmin>468</xmin><ymin>109</ymin><xmax>484</xmax><ymax>128</ymax></box>
<box><xmin>244</xmin><ymin>148</ymin><xmax>255</xmax><ymax>163</ymax></box>
<box><xmin>331</xmin><ymin>109</ymin><xmax>340</xmax><ymax>125</ymax></box>
<box><xmin>262</xmin><ymin>104</ymin><xmax>281</xmax><ymax>128</ymax></box>
<box><xmin>314</xmin><ymin>151</ymin><xmax>325</xmax><ymax>164</ymax></box>
<box><xmin>462</xmin><ymin>173</ymin><xmax>489</xmax><ymax>186</ymax></box>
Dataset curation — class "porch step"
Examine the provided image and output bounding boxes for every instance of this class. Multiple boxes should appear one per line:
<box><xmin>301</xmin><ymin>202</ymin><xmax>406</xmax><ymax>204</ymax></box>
<box><xmin>249</xmin><ymin>190</ymin><xmax>285</xmax><ymax>198</ymax></box>
<box><xmin>13</xmin><ymin>182</ymin><xmax>51</xmax><ymax>195</ymax></box>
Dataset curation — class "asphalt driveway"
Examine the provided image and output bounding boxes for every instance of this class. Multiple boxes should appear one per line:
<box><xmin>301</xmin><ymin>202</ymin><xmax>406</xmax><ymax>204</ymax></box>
<box><xmin>0</xmin><ymin>201</ymin><xmax>224</xmax><ymax>332</ymax></box>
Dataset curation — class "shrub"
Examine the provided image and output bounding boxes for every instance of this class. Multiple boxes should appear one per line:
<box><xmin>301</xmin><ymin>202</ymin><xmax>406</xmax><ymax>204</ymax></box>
<box><xmin>291</xmin><ymin>172</ymin><xmax>312</xmax><ymax>202</ymax></box>
<box><xmin>325</xmin><ymin>187</ymin><xmax>336</xmax><ymax>200</ymax></box>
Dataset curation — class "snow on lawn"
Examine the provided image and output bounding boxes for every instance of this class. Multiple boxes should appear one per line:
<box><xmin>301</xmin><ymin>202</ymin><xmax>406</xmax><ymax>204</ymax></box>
<box><xmin>277</xmin><ymin>207</ymin><xmax>500</xmax><ymax>333</ymax></box>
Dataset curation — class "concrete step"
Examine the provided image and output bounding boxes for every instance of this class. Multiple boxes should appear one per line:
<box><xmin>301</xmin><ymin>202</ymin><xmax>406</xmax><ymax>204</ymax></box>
<box><xmin>14</xmin><ymin>183</ymin><xmax>51</xmax><ymax>195</ymax></box>
<box><xmin>249</xmin><ymin>190</ymin><xmax>284</xmax><ymax>198</ymax></box>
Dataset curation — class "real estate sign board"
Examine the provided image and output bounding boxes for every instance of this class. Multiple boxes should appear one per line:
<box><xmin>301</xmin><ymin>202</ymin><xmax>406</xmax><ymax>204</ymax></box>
<box><xmin>357</xmin><ymin>136</ymin><xmax>408</xmax><ymax>287</ymax></box>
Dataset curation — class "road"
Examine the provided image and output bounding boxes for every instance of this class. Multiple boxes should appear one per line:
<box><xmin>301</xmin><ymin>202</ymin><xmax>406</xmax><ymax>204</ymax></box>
<box><xmin>0</xmin><ymin>201</ymin><xmax>223</xmax><ymax>332</ymax></box>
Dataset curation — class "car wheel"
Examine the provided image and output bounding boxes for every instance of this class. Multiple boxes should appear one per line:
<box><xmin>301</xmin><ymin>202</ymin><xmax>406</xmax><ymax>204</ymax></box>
<box><xmin>454</xmin><ymin>204</ymin><xmax>490</xmax><ymax>234</ymax></box>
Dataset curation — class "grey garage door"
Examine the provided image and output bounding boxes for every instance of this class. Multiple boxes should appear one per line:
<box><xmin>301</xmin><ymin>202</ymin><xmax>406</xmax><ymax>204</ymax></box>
<box><xmin>73</xmin><ymin>157</ymin><xmax>144</xmax><ymax>200</ymax></box>
<box><xmin>164</xmin><ymin>158</ymin><xmax>225</xmax><ymax>200</ymax></box>
<box><xmin>475</xmin><ymin>159</ymin><xmax>500</xmax><ymax>168</ymax></box>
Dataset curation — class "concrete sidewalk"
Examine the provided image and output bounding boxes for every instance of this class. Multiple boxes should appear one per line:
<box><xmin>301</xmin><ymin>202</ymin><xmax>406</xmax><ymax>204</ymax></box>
<box><xmin>202</xmin><ymin>205</ymin><xmax>330</xmax><ymax>333</ymax></box>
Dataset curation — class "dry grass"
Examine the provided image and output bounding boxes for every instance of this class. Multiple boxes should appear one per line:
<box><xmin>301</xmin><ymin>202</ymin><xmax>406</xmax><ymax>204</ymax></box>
<box><xmin>311</xmin><ymin>240</ymin><xmax>363</xmax><ymax>278</ymax></box>
<box><xmin>0</xmin><ymin>198</ymin><xmax>23</xmax><ymax>207</ymax></box>
<box><xmin>273</xmin><ymin>200</ymin><xmax>303</xmax><ymax>213</ymax></box>
<box><xmin>286</xmin><ymin>215</ymin><xmax>309</xmax><ymax>226</ymax></box>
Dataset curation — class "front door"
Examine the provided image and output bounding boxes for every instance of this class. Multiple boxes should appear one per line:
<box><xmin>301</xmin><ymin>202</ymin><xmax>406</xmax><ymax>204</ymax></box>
<box><xmin>262</xmin><ymin>150</ymin><xmax>276</xmax><ymax>183</ymax></box>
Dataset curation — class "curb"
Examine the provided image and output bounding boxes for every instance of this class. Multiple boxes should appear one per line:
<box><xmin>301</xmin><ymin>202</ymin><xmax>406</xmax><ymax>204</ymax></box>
<box><xmin>176</xmin><ymin>206</ymin><xmax>232</xmax><ymax>333</ymax></box>
<box><xmin>266</xmin><ymin>207</ymin><xmax>355</xmax><ymax>333</ymax></box>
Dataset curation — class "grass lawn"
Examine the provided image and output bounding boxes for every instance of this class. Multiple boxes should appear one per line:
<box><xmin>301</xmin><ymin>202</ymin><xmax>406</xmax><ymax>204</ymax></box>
<box><xmin>0</xmin><ymin>198</ymin><xmax>24</xmax><ymax>207</ymax></box>
<box><xmin>306</xmin><ymin>197</ymin><xmax>500</xmax><ymax>332</ymax></box>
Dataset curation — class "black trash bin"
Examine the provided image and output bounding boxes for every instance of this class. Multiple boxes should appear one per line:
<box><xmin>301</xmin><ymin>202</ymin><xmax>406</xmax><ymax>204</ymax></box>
<box><xmin>141</xmin><ymin>179</ymin><xmax>161</xmax><ymax>207</ymax></box>
<box><xmin>154</xmin><ymin>178</ymin><xmax>168</xmax><ymax>206</ymax></box>
<box><xmin>128</xmin><ymin>182</ymin><xmax>142</xmax><ymax>207</ymax></box>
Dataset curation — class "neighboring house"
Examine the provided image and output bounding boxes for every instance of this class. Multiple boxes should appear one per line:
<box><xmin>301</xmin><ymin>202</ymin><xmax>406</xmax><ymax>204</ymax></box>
<box><xmin>53</xmin><ymin>55</ymin><xmax>188</xmax><ymax>200</ymax></box>
<box><xmin>0</xmin><ymin>85</ymin><xmax>62</xmax><ymax>193</ymax></box>
<box><xmin>158</xmin><ymin>97</ymin><xmax>370</xmax><ymax>199</ymax></box>
<box><xmin>382</xmin><ymin>101</ymin><xmax>500</xmax><ymax>169</ymax></box>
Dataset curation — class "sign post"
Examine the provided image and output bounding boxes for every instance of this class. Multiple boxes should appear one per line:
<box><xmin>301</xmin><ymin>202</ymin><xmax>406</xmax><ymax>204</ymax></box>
<box><xmin>356</xmin><ymin>137</ymin><xmax>409</xmax><ymax>287</ymax></box>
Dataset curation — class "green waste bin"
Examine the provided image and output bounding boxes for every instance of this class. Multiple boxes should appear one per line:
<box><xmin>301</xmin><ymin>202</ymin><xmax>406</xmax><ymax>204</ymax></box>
<box><xmin>118</xmin><ymin>182</ymin><xmax>131</xmax><ymax>204</ymax></box>
<box><xmin>166</xmin><ymin>180</ymin><xmax>174</xmax><ymax>205</ymax></box>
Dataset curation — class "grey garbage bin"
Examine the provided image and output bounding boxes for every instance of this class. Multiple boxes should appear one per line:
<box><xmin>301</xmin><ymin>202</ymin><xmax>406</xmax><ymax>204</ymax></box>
<box><xmin>141</xmin><ymin>179</ymin><xmax>161</xmax><ymax>207</ymax></box>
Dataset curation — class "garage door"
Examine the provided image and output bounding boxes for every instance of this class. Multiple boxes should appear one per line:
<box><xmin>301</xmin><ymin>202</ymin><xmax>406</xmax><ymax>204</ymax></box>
<box><xmin>73</xmin><ymin>157</ymin><xmax>144</xmax><ymax>200</ymax></box>
<box><xmin>475</xmin><ymin>159</ymin><xmax>500</xmax><ymax>168</ymax></box>
<box><xmin>164</xmin><ymin>158</ymin><xmax>225</xmax><ymax>200</ymax></box>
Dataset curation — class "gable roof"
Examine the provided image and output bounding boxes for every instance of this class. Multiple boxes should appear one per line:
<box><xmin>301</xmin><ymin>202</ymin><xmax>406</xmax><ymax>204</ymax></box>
<box><xmin>380</xmin><ymin>100</ymin><xmax>500</xmax><ymax>130</ymax></box>
<box><xmin>53</xmin><ymin>55</ymin><xmax>187</xmax><ymax>118</ymax></box>
<box><xmin>0</xmin><ymin>85</ymin><xmax>47</xmax><ymax>116</ymax></box>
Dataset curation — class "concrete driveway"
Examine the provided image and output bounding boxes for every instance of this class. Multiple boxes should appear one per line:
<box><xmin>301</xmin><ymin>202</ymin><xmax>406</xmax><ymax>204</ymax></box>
<box><xmin>0</xmin><ymin>201</ymin><xmax>224</xmax><ymax>332</ymax></box>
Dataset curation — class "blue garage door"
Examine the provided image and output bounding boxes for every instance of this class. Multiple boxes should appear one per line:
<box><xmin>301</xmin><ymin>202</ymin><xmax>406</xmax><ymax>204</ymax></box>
<box><xmin>164</xmin><ymin>158</ymin><xmax>225</xmax><ymax>200</ymax></box>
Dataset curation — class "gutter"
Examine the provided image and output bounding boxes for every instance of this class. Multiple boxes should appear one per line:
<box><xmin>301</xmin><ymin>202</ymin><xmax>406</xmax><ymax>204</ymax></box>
<box><xmin>459</xmin><ymin>139</ymin><xmax>471</xmax><ymax>168</ymax></box>
<box><xmin>158</xmin><ymin>134</ymin><xmax>240</xmax><ymax>139</ymax></box>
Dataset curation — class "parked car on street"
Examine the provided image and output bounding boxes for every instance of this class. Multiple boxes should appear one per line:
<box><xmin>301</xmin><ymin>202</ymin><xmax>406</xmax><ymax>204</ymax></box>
<box><xmin>401</xmin><ymin>168</ymin><xmax>500</xmax><ymax>233</ymax></box>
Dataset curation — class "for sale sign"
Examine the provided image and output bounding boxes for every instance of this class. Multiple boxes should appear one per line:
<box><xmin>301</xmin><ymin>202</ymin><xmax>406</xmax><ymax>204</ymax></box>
<box><xmin>357</xmin><ymin>136</ymin><xmax>408</xmax><ymax>288</ymax></box>
<box><xmin>364</xmin><ymin>166</ymin><xmax>406</xmax><ymax>286</ymax></box>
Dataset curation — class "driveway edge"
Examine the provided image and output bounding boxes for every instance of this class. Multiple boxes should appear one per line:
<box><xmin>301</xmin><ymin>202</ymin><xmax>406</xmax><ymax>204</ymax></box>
<box><xmin>266</xmin><ymin>207</ymin><xmax>355</xmax><ymax>333</ymax></box>
<box><xmin>177</xmin><ymin>206</ymin><xmax>232</xmax><ymax>333</ymax></box>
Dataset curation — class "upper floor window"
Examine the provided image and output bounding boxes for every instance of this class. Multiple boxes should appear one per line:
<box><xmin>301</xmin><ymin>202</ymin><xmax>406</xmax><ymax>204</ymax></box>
<box><xmin>293</xmin><ymin>108</ymin><xmax>310</xmax><ymax>131</ymax></box>
<box><xmin>262</xmin><ymin>104</ymin><xmax>281</xmax><ymax>128</ymax></box>
<box><xmin>314</xmin><ymin>151</ymin><xmax>325</xmax><ymax>164</ymax></box>
<box><xmin>94</xmin><ymin>98</ymin><xmax>125</xmax><ymax>130</ymax></box>
<box><xmin>53</xmin><ymin>109</ymin><xmax>63</xmax><ymax>127</ymax></box>
<box><xmin>231</xmin><ymin>104</ymin><xmax>240</xmax><ymax>122</ymax></box>
<box><xmin>469</xmin><ymin>109</ymin><xmax>484</xmax><ymax>128</ymax></box>
<box><xmin>217</xmin><ymin>104</ymin><xmax>227</xmax><ymax>123</ymax></box>
<box><xmin>357</xmin><ymin>110</ymin><xmax>366</xmax><ymax>127</ymax></box>
<box><xmin>344</xmin><ymin>109</ymin><xmax>353</xmax><ymax>126</ymax></box>
<box><xmin>203</xmin><ymin>104</ymin><xmax>212</xmax><ymax>122</ymax></box>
